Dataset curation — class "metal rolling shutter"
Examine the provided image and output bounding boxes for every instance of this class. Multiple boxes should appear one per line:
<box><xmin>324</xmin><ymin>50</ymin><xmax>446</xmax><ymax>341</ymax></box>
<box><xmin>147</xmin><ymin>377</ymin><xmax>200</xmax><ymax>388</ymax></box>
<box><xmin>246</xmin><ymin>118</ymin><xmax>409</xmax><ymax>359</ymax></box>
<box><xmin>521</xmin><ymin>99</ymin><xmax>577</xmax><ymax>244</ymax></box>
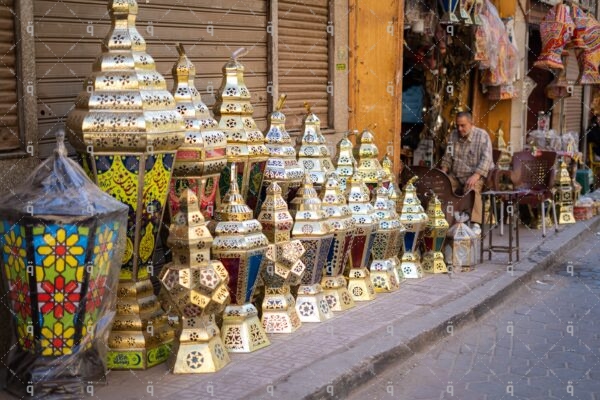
<box><xmin>564</xmin><ymin>50</ymin><xmax>583</xmax><ymax>135</ymax></box>
<box><xmin>278</xmin><ymin>0</ymin><xmax>330</xmax><ymax>130</ymax></box>
<box><xmin>34</xmin><ymin>0</ymin><xmax>268</xmax><ymax>157</ymax></box>
<box><xmin>0</xmin><ymin>0</ymin><xmax>20</xmax><ymax>152</ymax></box>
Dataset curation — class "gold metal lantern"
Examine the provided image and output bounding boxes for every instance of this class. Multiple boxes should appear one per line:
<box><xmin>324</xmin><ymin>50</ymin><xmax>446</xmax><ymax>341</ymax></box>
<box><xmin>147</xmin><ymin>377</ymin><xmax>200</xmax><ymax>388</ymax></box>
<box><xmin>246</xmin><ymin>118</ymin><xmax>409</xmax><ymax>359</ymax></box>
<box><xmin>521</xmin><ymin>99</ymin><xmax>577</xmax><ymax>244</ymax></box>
<box><xmin>297</xmin><ymin>104</ymin><xmax>335</xmax><ymax>191</ymax></box>
<box><xmin>370</xmin><ymin>181</ymin><xmax>404</xmax><ymax>292</ymax></box>
<box><xmin>334</xmin><ymin>131</ymin><xmax>358</xmax><ymax>192</ymax></box>
<box><xmin>345</xmin><ymin>171</ymin><xmax>378</xmax><ymax>301</ymax></box>
<box><xmin>355</xmin><ymin>127</ymin><xmax>389</xmax><ymax>194</ymax></box>
<box><xmin>445</xmin><ymin>214</ymin><xmax>475</xmax><ymax>272</ymax></box>
<box><xmin>555</xmin><ymin>159</ymin><xmax>576</xmax><ymax>224</ymax></box>
<box><xmin>260</xmin><ymin>94</ymin><xmax>304</xmax><ymax>211</ymax></box>
<box><xmin>65</xmin><ymin>0</ymin><xmax>181</xmax><ymax>369</ymax></box>
<box><xmin>168</xmin><ymin>44</ymin><xmax>227</xmax><ymax>219</ymax></box>
<box><xmin>422</xmin><ymin>195</ymin><xmax>450</xmax><ymax>273</ymax></box>
<box><xmin>212</xmin><ymin>164</ymin><xmax>270</xmax><ymax>352</ymax></box>
<box><xmin>257</xmin><ymin>182</ymin><xmax>306</xmax><ymax>333</ymax></box>
<box><xmin>319</xmin><ymin>174</ymin><xmax>356</xmax><ymax>312</ymax></box>
<box><xmin>381</xmin><ymin>153</ymin><xmax>402</xmax><ymax>214</ymax></box>
<box><xmin>399</xmin><ymin>177</ymin><xmax>428</xmax><ymax>279</ymax></box>
<box><xmin>159</xmin><ymin>190</ymin><xmax>231</xmax><ymax>373</ymax></box>
<box><xmin>290</xmin><ymin>174</ymin><xmax>334</xmax><ymax>322</ymax></box>
<box><xmin>214</xmin><ymin>48</ymin><xmax>269</xmax><ymax>211</ymax></box>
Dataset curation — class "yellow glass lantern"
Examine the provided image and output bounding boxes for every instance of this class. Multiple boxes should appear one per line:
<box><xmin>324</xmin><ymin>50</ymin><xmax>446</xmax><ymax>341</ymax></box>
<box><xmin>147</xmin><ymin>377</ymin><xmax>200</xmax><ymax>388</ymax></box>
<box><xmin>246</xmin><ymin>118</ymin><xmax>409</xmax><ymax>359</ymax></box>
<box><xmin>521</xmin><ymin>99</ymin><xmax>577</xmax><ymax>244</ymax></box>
<box><xmin>422</xmin><ymin>195</ymin><xmax>450</xmax><ymax>273</ymax></box>
<box><xmin>399</xmin><ymin>177</ymin><xmax>428</xmax><ymax>278</ymax></box>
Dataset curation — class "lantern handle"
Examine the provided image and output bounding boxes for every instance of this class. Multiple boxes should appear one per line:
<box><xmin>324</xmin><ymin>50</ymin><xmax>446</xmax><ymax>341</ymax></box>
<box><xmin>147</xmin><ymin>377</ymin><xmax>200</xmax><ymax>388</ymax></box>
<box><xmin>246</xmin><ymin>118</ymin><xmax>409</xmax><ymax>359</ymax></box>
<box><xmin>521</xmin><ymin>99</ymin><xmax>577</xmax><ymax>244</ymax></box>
<box><xmin>232</xmin><ymin>47</ymin><xmax>248</xmax><ymax>60</ymax></box>
<box><xmin>275</xmin><ymin>94</ymin><xmax>287</xmax><ymax>111</ymax></box>
<box><xmin>176</xmin><ymin>43</ymin><xmax>185</xmax><ymax>56</ymax></box>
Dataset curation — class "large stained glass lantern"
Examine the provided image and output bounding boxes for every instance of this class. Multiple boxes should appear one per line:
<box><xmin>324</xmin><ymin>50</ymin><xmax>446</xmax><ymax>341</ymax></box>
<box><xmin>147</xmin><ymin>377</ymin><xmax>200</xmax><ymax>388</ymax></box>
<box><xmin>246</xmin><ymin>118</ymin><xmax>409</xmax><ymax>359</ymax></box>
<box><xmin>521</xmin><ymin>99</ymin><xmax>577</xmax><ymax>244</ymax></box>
<box><xmin>65</xmin><ymin>0</ymin><xmax>181</xmax><ymax>369</ymax></box>
<box><xmin>168</xmin><ymin>44</ymin><xmax>227</xmax><ymax>219</ymax></box>
<box><xmin>422</xmin><ymin>195</ymin><xmax>450</xmax><ymax>274</ymax></box>
<box><xmin>0</xmin><ymin>133</ymin><xmax>127</xmax><ymax>397</ymax></box>
<box><xmin>214</xmin><ymin>48</ymin><xmax>269</xmax><ymax>211</ymax></box>
<box><xmin>355</xmin><ymin>127</ymin><xmax>389</xmax><ymax>194</ymax></box>
<box><xmin>438</xmin><ymin>0</ymin><xmax>460</xmax><ymax>24</ymax></box>
<box><xmin>398</xmin><ymin>177</ymin><xmax>428</xmax><ymax>279</ymax></box>
<box><xmin>212</xmin><ymin>164</ymin><xmax>271</xmax><ymax>352</ymax></box>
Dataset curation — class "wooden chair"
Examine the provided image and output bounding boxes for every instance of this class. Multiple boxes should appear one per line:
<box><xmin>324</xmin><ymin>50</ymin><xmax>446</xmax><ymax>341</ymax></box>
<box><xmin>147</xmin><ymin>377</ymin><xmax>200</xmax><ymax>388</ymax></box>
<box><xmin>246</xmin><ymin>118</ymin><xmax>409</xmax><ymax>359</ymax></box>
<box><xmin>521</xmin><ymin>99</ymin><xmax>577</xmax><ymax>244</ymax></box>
<box><xmin>400</xmin><ymin>165</ymin><xmax>475</xmax><ymax>225</ymax></box>
<box><xmin>495</xmin><ymin>150</ymin><xmax>558</xmax><ymax>237</ymax></box>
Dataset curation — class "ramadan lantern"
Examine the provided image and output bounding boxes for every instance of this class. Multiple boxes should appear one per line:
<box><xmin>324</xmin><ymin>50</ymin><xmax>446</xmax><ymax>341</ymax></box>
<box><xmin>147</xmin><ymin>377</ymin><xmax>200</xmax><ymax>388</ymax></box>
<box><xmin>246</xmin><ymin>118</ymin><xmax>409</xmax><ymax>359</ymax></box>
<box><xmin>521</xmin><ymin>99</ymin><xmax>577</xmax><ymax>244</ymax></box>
<box><xmin>65</xmin><ymin>0</ymin><xmax>181</xmax><ymax>369</ymax></box>
<box><xmin>422</xmin><ymin>195</ymin><xmax>450</xmax><ymax>273</ymax></box>
<box><xmin>297</xmin><ymin>104</ymin><xmax>335</xmax><ymax>191</ymax></box>
<box><xmin>398</xmin><ymin>177</ymin><xmax>428</xmax><ymax>278</ymax></box>
<box><xmin>290</xmin><ymin>174</ymin><xmax>334</xmax><ymax>322</ymax></box>
<box><xmin>259</xmin><ymin>94</ymin><xmax>304</xmax><ymax>210</ymax></box>
<box><xmin>355</xmin><ymin>127</ymin><xmax>389</xmax><ymax>194</ymax></box>
<box><xmin>459</xmin><ymin>0</ymin><xmax>474</xmax><ymax>24</ymax></box>
<box><xmin>159</xmin><ymin>190</ymin><xmax>231</xmax><ymax>373</ymax></box>
<box><xmin>381</xmin><ymin>153</ymin><xmax>402</xmax><ymax>214</ymax></box>
<box><xmin>257</xmin><ymin>182</ymin><xmax>306</xmax><ymax>333</ymax></box>
<box><xmin>472</xmin><ymin>0</ymin><xmax>484</xmax><ymax>25</ymax></box>
<box><xmin>555</xmin><ymin>159</ymin><xmax>576</xmax><ymax>224</ymax></box>
<box><xmin>212</xmin><ymin>164</ymin><xmax>270</xmax><ymax>352</ymax></box>
<box><xmin>370</xmin><ymin>181</ymin><xmax>404</xmax><ymax>291</ymax></box>
<box><xmin>0</xmin><ymin>133</ymin><xmax>128</xmax><ymax>397</ymax></box>
<box><xmin>319</xmin><ymin>174</ymin><xmax>356</xmax><ymax>311</ymax></box>
<box><xmin>345</xmin><ymin>170</ymin><xmax>378</xmax><ymax>301</ymax></box>
<box><xmin>445</xmin><ymin>213</ymin><xmax>475</xmax><ymax>272</ymax></box>
<box><xmin>334</xmin><ymin>131</ymin><xmax>358</xmax><ymax>192</ymax></box>
<box><xmin>214</xmin><ymin>48</ymin><xmax>270</xmax><ymax>211</ymax></box>
<box><xmin>168</xmin><ymin>44</ymin><xmax>227</xmax><ymax>219</ymax></box>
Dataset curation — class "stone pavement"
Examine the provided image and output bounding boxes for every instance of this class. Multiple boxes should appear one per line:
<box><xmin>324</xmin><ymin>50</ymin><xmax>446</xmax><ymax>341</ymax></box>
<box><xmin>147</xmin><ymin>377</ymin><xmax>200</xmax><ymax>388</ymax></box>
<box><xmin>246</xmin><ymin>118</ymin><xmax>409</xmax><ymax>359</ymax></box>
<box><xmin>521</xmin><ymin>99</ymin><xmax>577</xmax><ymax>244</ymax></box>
<box><xmin>1</xmin><ymin>216</ymin><xmax>599</xmax><ymax>400</ymax></box>
<box><xmin>348</xmin><ymin>219</ymin><xmax>600</xmax><ymax>400</ymax></box>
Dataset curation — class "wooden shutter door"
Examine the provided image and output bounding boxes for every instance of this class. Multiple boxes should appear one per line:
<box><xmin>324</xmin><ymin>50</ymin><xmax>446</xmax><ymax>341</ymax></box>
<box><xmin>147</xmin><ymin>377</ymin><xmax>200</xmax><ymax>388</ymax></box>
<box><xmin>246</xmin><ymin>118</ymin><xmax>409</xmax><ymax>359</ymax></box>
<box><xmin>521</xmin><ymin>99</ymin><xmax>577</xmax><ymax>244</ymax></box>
<box><xmin>0</xmin><ymin>0</ymin><xmax>20</xmax><ymax>152</ymax></box>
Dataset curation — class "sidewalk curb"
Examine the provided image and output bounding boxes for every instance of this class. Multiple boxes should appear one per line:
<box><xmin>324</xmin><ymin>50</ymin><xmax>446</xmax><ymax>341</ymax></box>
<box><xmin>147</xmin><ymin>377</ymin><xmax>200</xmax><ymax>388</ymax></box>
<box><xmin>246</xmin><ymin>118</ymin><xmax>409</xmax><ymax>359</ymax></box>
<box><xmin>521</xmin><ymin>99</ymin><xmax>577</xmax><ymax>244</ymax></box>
<box><xmin>246</xmin><ymin>216</ymin><xmax>600</xmax><ymax>400</ymax></box>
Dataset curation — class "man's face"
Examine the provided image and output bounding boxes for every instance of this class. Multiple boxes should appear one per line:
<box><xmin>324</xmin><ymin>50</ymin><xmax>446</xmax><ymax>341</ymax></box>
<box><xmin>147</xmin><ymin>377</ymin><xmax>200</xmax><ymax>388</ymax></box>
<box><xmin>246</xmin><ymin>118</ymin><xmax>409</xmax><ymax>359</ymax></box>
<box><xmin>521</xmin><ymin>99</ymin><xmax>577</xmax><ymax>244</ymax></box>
<box><xmin>456</xmin><ymin>116</ymin><xmax>472</xmax><ymax>137</ymax></box>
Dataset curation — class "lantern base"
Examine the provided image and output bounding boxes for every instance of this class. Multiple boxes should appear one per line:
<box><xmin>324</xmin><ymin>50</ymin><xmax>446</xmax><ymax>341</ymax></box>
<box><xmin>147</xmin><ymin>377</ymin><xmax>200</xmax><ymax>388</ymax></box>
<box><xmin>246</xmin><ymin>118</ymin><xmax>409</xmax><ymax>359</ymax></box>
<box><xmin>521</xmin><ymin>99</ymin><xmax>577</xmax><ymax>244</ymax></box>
<box><xmin>106</xmin><ymin>279</ymin><xmax>175</xmax><ymax>370</ymax></box>
<box><xmin>6</xmin><ymin>347</ymin><xmax>106</xmax><ymax>399</ymax></box>
<box><xmin>390</xmin><ymin>255</ymin><xmax>405</xmax><ymax>282</ymax></box>
<box><xmin>261</xmin><ymin>286</ymin><xmax>302</xmax><ymax>333</ymax></box>
<box><xmin>528</xmin><ymin>205</ymin><xmax>554</xmax><ymax>230</ymax></box>
<box><xmin>347</xmin><ymin>268</ymin><xmax>377</xmax><ymax>301</ymax></box>
<box><xmin>422</xmin><ymin>252</ymin><xmax>448</xmax><ymax>274</ymax></box>
<box><xmin>557</xmin><ymin>203</ymin><xmax>576</xmax><ymax>224</ymax></box>
<box><xmin>370</xmin><ymin>259</ymin><xmax>400</xmax><ymax>292</ymax></box>
<box><xmin>321</xmin><ymin>275</ymin><xmax>355</xmax><ymax>311</ymax></box>
<box><xmin>221</xmin><ymin>303</ymin><xmax>271</xmax><ymax>353</ymax></box>
<box><xmin>399</xmin><ymin>252</ymin><xmax>424</xmax><ymax>279</ymax></box>
<box><xmin>295</xmin><ymin>284</ymin><xmax>334</xmax><ymax>322</ymax></box>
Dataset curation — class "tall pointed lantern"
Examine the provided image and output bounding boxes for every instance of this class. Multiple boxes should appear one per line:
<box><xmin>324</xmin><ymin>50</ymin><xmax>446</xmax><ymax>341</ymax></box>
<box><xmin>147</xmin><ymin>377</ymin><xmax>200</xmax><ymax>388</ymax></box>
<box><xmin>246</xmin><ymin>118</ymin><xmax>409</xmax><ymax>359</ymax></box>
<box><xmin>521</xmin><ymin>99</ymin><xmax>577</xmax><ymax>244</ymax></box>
<box><xmin>345</xmin><ymin>170</ymin><xmax>378</xmax><ymax>301</ymax></box>
<box><xmin>260</xmin><ymin>94</ymin><xmax>304</xmax><ymax>210</ymax></box>
<box><xmin>399</xmin><ymin>177</ymin><xmax>429</xmax><ymax>279</ymax></box>
<box><xmin>355</xmin><ymin>127</ymin><xmax>389</xmax><ymax>194</ymax></box>
<box><xmin>297</xmin><ymin>103</ymin><xmax>335</xmax><ymax>191</ymax></box>
<box><xmin>381</xmin><ymin>153</ymin><xmax>405</xmax><ymax>274</ymax></box>
<box><xmin>168</xmin><ymin>44</ymin><xmax>227</xmax><ymax>219</ymax></box>
<box><xmin>214</xmin><ymin>48</ymin><xmax>270</xmax><ymax>211</ymax></box>
<box><xmin>290</xmin><ymin>175</ymin><xmax>334</xmax><ymax>322</ymax></box>
<box><xmin>554</xmin><ymin>159</ymin><xmax>576</xmax><ymax>224</ymax></box>
<box><xmin>334</xmin><ymin>131</ymin><xmax>358</xmax><ymax>192</ymax></box>
<box><xmin>65</xmin><ymin>0</ymin><xmax>182</xmax><ymax>369</ymax></box>
<box><xmin>159</xmin><ymin>190</ymin><xmax>231</xmax><ymax>373</ymax></box>
<box><xmin>319</xmin><ymin>174</ymin><xmax>356</xmax><ymax>311</ymax></box>
<box><xmin>212</xmin><ymin>165</ymin><xmax>270</xmax><ymax>352</ymax></box>
<box><xmin>257</xmin><ymin>183</ymin><xmax>306</xmax><ymax>333</ymax></box>
<box><xmin>422</xmin><ymin>195</ymin><xmax>450</xmax><ymax>273</ymax></box>
<box><xmin>370</xmin><ymin>181</ymin><xmax>404</xmax><ymax>292</ymax></box>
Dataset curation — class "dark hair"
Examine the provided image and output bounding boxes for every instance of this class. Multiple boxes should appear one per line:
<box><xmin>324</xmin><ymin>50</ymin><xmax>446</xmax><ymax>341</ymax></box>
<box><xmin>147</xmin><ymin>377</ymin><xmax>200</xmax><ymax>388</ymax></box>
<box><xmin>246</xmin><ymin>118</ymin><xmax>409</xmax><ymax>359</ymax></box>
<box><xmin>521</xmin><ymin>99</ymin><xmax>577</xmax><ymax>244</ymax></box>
<box><xmin>456</xmin><ymin>111</ymin><xmax>473</xmax><ymax>121</ymax></box>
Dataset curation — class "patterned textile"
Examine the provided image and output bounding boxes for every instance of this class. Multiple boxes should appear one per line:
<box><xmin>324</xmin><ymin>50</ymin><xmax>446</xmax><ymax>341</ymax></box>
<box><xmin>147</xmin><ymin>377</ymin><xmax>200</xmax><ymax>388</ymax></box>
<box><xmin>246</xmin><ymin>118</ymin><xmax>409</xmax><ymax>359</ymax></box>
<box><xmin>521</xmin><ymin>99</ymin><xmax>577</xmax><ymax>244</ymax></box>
<box><xmin>534</xmin><ymin>4</ymin><xmax>575</xmax><ymax>70</ymax></box>
<box><xmin>439</xmin><ymin>127</ymin><xmax>494</xmax><ymax>185</ymax></box>
<box><xmin>569</xmin><ymin>5</ymin><xmax>600</xmax><ymax>84</ymax></box>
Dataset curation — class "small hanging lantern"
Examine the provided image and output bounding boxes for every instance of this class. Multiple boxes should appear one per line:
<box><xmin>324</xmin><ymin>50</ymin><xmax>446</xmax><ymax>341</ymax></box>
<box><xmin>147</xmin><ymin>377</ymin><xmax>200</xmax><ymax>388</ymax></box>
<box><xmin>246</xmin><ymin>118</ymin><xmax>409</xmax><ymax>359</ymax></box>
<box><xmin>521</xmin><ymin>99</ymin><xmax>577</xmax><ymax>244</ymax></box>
<box><xmin>554</xmin><ymin>159</ymin><xmax>576</xmax><ymax>224</ymax></box>
<box><xmin>212</xmin><ymin>164</ymin><xmax>270</xmax><ymax>352</ymax></box>
<box><xmin>459</xmin><ymin>0</ymin><xmax>474</xmax><ymax>24</ymax></box>
<box><xmin>297</xmin><ymin>103</ymin><xmax>335</xmax><ymax>191</ymax></box>
<box><xmin>159</xmin><ymin>190</ymin><xmax>231</xmax><ymax>373</ymax></box>
<box><xmin>290</xmin><ymin>174</ymin><xmax>334</xmax><ymax>322</ymax></box>
<box><xmin>257</xmin><ymin>182</ymin><xmax>306</xmax><ymax>333</ymax></box>
<box><xmin>438</xmin><ymin>0</ymin><xmax>460</xmax><ymax>24</ymax></box>
<box><xmin>0</xmin><ymin>133</ymin><xmax>128</xmax><ymax>397</ymax></box>
<box><xmin>399</xmin><ymin>177</ymin><xmax>428</xmax><ymax>278</ymax></box>
<box><xmin>471</xmin><ymin>0</ymin><xmax>484</xmax><ymax>26</ymax></box>
<box><xmin>319</xmin><ymin>174</ymin><xmax>356</xmax><ymax>311</ymax></box>
<box><xmin>169</xmin><ymin>43</ymin><xmax>227</xmax><ymax>219</ymax></box>
<box><xmin>345</xmin><ymin>170</ymin><xmax>378</xmax><ymax>301</ymax></box>
<box><xmin>334</xmin><ymin>131</ymin><xmax>358</xmax><ymax>192</ymax></box>
<box><xmin>422</xmin><ymin>195</ymin><xmax>450</xmax><ymax>273</ymax></box>
<box><xmin>445</xmin><ymin>213</ymin><xmax>475</xmax><ymax>272</ymax></box>
<box><xmin>214</xmin><ymin>48</ymin><xmax>270</xmax><ymax>211</ymax></box>
<box><xmin>355</xmin><ymin>126</ymin><xmax>389</xmax><ymax>194</ymax></box>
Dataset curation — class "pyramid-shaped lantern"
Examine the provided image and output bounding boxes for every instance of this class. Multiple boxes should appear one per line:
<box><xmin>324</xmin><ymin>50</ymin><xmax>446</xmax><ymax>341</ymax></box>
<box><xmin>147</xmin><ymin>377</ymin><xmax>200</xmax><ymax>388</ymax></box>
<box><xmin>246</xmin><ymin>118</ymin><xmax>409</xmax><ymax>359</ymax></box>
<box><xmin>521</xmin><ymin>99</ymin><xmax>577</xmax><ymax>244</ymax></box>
<box><xmin>214</xmin><ymin>48</ymin><xmax>269</xmax><ymax>211</ymax></box>
<box><xmin>381</xmin><ymin>153</ymin><xmax>402</xmax><ymax>214</ymax></box>
<box><xmin>297</xmin><ymin>103</ymin><xmax>335</xmax><ymax>191</ymax></box>
<box><xmin>169</xmin><ymin>44</ymin><xmax>227</xmax><ymax>219</ymax></box>
<box><xmin>212</xmin><ymin>164</ymin><xmax>270</xmax><ymax>352</ymax></box>
<box><xmin>319</xmin><ymin>174</ymin><xmax>356</xmax><ymax>311</ymax></box>
<box><xmin>399</xmin><ymin>177</ymin><xmax>429</xmax><ymax>279</ymax></box>
<box><xmin>356</xmin><ymin>127</ymin><xmax>389</xmax><ymax>193</ymax></box>
<box><xmin>345</xmin><ymin>170</ymin><xmax>378</xmax><ymax>301</ymax></box>
<box><xmin>422</xmin><ymin>195</ymin><xmax>450</xmax><ymax>274</ymax></box>
<box><xmin>334</xmin><ymin>131</ymin><xmax>358</xmax><ymax>192</ymax></box>
<box><xmin>65</xmin><ymin>0</ymin><xmax>183</xmax><ymax>369</ymax></box>
<box><xmin>257</xmin><ymin>182</ymin><xmax>306</xmax><ymax>333</ymax></box>
<box><xmin>259</xmin><ymin>94</ymin><xmax>304</xmax><ymax>210</ymax></box>
<box><xmin>290</xmin><ymin>174</ymin><xmax>334</xmax><ymax>322</ymax></box>
<box><xmin>159</xmin><ymin>190</ymin><xmax>231</xmax><ymax>373</ymax></box>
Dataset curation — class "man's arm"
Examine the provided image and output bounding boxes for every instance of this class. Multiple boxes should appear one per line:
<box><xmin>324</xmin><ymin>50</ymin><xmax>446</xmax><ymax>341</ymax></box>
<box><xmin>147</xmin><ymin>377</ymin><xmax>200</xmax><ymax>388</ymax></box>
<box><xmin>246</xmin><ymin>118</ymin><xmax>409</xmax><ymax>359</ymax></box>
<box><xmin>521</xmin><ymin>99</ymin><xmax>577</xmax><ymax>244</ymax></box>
<box><xmin>474</xmin><ymin>129</ymin><xmax>493</xmax><ymax>178</ymax></box>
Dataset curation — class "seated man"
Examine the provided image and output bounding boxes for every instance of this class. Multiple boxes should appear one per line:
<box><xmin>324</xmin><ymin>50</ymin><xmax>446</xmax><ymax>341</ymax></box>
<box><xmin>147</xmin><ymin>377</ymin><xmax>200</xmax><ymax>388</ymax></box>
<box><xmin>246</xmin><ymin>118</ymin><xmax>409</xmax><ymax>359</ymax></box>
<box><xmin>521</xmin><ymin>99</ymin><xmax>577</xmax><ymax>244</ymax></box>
<box><xmin>439</xmin><ymin>111</ymin><xmax>493</xmax><ymax>226</ymax></box>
